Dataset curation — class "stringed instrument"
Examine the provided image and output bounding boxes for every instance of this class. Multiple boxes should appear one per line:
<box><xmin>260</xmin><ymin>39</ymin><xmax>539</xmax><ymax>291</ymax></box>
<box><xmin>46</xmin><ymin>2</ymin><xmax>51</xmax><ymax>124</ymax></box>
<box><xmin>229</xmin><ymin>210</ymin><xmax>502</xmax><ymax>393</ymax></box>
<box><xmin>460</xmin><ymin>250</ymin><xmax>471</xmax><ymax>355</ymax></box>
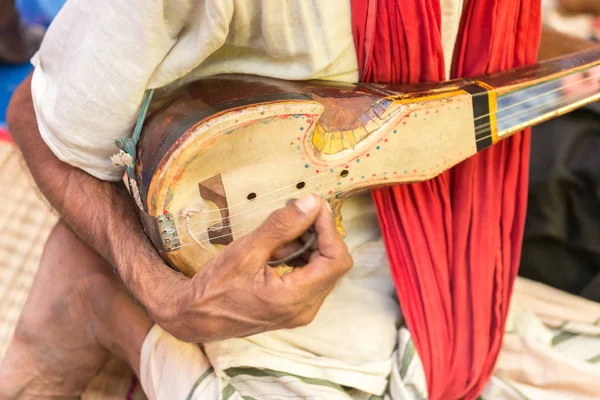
<box><xmin>115</xmin><ymin>48</ymin><xmax>600</xmax><ymax>277</ymax></box>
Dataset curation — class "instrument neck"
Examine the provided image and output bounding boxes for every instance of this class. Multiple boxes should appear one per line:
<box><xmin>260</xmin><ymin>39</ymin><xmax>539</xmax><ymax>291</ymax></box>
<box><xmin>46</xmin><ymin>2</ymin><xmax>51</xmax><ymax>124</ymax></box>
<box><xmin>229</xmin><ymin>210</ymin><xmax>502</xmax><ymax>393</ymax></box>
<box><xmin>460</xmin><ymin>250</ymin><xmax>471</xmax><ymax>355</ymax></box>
<box><xmin>375</xmin><ymin>47</ymin><xmax>600</xmax><ymax>141</ymax></box>
<box><xmin>493</xmin><ymin>62</ymin><xmax>600</xmax><ymax>138</ymax></box>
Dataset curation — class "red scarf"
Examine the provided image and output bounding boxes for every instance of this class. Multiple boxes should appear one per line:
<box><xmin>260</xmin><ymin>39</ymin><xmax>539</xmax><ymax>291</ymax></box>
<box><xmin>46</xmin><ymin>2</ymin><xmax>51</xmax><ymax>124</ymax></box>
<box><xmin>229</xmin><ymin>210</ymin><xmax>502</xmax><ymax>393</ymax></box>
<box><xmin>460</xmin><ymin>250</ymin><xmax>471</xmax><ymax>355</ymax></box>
<box><xmin>351</xmin><ymin>1</ymin><xmax>541</xmax><ymax>399</ymax></box>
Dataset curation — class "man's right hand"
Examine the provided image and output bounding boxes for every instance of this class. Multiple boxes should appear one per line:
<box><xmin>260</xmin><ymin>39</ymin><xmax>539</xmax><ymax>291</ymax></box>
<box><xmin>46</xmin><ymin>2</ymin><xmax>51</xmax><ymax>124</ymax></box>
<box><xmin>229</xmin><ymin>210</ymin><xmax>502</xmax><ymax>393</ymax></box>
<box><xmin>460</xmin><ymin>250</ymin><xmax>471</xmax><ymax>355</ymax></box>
<box><xmin>8</xmin><ymin>74</ymin><xmax>351</xmax><ymax>344</ymax></box>
<box><xmin>140</xmin><ymin>195</ymin><xmax>353</xmax><ymax>343</ymax></box>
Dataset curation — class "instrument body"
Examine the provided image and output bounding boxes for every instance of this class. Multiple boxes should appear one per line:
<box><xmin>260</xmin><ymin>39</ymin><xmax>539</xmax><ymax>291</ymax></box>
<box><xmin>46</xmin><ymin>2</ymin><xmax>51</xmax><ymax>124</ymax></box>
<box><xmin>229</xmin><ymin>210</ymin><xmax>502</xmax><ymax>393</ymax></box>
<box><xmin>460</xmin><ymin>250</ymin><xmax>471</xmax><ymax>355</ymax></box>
<box><xmin>133</xmin><ymin>49</ymin><xmax>600</xmax><ymax>276</ymax></box>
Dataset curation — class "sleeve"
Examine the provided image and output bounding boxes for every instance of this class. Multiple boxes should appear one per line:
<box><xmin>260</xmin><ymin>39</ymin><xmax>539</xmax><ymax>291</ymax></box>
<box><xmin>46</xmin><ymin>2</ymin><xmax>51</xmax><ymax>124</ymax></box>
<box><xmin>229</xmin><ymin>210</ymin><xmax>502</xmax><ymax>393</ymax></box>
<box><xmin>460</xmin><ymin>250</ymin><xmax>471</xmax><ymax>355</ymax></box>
<box><xmin>30</xmin><ymin>0</ymin><xmax>233</xmax><ymax>181</ymax></box>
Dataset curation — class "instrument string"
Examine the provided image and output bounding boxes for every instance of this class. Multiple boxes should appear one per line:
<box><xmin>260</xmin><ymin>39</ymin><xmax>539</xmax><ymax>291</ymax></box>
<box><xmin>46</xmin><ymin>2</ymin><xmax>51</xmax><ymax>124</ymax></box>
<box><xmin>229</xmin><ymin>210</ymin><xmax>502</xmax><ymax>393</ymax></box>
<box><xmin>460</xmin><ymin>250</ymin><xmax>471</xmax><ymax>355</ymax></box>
<box><xmin>174</xmin><ymin>71</ymin><xmax>600</xmax><ymax>225</ymax></box>
<box><xmin>178</xmin><ymin>184</ymin><xmax>355</xmax><ymax>249</ymax></box>
<box><xmin>181</xmin><ymin>173</ymin><xmax>345</xmax><ymax>234</ymax></box>
<box><xmin>160</xmin><ymin>68</ymin><xmax>600</xmax><ymax>248</ymax></box>
<box><xmin>471</xmin><ymin>70</ymin><xmax>599</xmax><ymax>123</ymax></box>
<box><xmin>176</xmin><ymin>76</ymin><xmax>591</xmax><ymax>231</ymax></box>
<box><xmin>473</xmin><ymin>84</ymin><xmax>600</xmax><ymax>142</ymax></box>
<box><xmin>175</xmin><ymin>168</ymin><xmax>341</xmax><ymax>228</ymax></box>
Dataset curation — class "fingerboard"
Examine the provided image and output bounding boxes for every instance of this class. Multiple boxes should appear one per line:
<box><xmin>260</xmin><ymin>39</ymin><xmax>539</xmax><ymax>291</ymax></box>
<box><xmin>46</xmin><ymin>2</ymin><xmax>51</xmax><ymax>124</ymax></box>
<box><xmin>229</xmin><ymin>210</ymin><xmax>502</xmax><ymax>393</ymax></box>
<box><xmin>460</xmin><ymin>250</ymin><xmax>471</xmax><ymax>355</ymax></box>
<box><xmin>372</xmin><ymin>47</ymin><xmax>600</xmax><ymax>154</ymax></box>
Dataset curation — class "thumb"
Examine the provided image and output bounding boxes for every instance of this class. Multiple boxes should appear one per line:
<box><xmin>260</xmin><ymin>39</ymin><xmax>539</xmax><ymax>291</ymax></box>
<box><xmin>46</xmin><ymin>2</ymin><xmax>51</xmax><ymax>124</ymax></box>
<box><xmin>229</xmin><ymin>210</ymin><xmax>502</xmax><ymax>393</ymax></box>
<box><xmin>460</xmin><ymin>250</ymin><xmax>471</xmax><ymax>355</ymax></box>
<box><xmin>249</xmin><ymin>195</ymin><xmax>322</xmax><ymax>258</ymax></box>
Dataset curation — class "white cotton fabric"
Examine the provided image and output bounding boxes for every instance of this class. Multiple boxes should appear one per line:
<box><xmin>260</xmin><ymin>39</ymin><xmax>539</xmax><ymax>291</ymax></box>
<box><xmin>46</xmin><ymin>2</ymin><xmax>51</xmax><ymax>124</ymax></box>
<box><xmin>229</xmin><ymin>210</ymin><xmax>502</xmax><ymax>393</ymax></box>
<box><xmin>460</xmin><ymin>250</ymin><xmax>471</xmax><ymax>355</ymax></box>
<box><xmin>141</xmin><ymin>274</ymin><xmax>600</xmax><ymax>400</ymax></box>
<box><xmin>440</xmin><ymin>0</ymin><xmax>465</xmax><ymax>77</ymax></box>
<box><xmin>140</xmin><ymin>325</ymin><xmax>223</xmax><ymax>400</ymax></box>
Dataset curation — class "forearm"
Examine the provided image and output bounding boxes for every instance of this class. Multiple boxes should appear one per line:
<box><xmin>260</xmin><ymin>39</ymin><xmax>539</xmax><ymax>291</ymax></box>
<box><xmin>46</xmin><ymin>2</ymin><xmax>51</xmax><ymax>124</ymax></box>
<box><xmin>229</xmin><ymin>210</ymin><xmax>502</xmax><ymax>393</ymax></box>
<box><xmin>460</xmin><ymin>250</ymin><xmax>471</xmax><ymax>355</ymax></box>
<box><xmin>7</xmin><ymin>74</ymin><xmax>188</xmax><ymax>316</ymax></box>
<box><xmin>7</xmin><ymin>71</ymin><xmax>356</xmax><ymax>343</ymax></box>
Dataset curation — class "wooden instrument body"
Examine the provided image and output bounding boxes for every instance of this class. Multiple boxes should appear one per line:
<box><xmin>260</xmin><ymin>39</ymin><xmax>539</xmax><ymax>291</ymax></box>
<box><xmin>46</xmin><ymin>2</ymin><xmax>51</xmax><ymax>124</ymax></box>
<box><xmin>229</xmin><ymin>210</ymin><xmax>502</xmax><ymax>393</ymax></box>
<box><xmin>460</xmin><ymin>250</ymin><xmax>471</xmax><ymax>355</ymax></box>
<box><xmin>135</xmin><ymin>49</ymin><xmax>600</xmax><ymax>277</ymax></box>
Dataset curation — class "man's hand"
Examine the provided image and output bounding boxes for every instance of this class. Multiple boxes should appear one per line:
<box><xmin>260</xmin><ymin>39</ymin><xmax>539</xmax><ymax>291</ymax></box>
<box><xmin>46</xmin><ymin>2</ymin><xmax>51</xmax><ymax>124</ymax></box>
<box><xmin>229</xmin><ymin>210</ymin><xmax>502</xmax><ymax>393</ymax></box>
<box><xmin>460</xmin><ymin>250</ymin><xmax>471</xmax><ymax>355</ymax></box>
<box><xmin>154</xmin><ymin>195</ymin><xmax>353</xmax><ymax>342</ymax></box>
<box><xmin>7</xmin><ymin>73</ymin><xmax>352</xmax><ymax>343</ymax></box>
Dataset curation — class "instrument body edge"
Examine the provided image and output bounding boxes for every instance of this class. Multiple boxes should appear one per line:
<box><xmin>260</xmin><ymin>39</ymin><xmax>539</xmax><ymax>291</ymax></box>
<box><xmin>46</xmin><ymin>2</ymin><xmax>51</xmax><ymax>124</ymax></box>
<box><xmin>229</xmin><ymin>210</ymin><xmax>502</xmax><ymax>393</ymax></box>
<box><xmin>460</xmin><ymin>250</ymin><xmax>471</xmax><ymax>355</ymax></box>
<box><xmin>135</xmin><ymin>48</ymin><xmax>600</xmax><ymax>276</ymax></box>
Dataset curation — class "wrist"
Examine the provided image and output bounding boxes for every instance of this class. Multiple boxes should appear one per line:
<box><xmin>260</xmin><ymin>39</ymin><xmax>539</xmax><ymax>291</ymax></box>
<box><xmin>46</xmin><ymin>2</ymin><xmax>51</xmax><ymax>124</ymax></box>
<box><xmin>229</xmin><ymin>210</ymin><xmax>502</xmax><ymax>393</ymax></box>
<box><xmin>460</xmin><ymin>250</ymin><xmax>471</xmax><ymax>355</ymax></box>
<box><xmin>105</xmin><ymin>191</ymin><xmax>193</xmax><ymax>320</ymax></box>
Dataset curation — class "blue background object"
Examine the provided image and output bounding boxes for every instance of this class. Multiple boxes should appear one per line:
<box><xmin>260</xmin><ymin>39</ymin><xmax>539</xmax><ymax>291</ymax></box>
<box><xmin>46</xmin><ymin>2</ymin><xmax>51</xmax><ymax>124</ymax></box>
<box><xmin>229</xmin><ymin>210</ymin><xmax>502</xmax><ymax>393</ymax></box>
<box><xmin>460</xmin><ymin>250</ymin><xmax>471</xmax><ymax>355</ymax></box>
<box><xmin>0</xmin><ymin>64</ymin><xmax>33</xmax><ymax>128</ymax></box>
<box><xmin>16</xmin><ymin>0</ymin><xmax>64</xmax><ymax>28</ymax></box>
<box><xmin>0</xmin><ymin>0</ymin><xmax>65</xmax><ymax>129</ymax></box>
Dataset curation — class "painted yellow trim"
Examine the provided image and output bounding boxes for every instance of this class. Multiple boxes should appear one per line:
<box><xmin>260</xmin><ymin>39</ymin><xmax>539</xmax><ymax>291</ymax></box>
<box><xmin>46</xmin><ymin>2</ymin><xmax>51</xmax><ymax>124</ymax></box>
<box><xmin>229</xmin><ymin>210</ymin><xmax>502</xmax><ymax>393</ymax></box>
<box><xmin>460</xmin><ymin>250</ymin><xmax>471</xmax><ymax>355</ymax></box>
<box><xmin>311</xmin><ymin>85</ymin><xmax>495</xmax><ymax>155</ymax></box>
<box><xmin>474</xmin><ymin>80</ymin><xmax>499</xmax><ymax>144</ymax></box>
<box><xmin>396</xmin><ymin>89</ymin><xmax>467</xmax><ymax>104</ymax></box>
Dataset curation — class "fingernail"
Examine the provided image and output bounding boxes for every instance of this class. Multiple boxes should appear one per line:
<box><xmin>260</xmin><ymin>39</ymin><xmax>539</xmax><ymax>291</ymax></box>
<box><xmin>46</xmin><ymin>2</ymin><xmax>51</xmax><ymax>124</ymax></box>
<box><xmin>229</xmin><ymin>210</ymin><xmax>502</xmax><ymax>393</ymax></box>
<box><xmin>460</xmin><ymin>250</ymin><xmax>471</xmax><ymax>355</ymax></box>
<box><xmin>325</xmin><ymin>201</ymin><xmax>332</xmax><ymax>213</ymax></box>
<box><xmin>294</xmin><ymin>195</ymin><xmax>318</xmax><ymax>214</ymax></box>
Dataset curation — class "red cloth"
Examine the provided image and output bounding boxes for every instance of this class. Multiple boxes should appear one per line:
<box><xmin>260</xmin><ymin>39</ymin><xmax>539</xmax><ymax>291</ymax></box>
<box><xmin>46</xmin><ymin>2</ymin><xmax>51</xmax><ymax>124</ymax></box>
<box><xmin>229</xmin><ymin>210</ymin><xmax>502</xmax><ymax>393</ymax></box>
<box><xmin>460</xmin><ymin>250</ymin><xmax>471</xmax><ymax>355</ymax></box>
<box><xmin>351</xmin><ymin>1</ymin><xmax>541</xmax><ymax>399</ymax></box>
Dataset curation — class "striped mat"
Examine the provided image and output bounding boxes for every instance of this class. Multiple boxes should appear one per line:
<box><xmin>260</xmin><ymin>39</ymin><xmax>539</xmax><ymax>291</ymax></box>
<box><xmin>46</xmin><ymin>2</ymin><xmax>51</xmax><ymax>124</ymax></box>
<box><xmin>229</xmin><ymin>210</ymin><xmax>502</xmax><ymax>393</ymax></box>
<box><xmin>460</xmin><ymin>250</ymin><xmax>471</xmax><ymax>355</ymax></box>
<box><xmin>0</xmin><ymin>139</ymin><xmax>146</xmax><ymax>399</ymax></box>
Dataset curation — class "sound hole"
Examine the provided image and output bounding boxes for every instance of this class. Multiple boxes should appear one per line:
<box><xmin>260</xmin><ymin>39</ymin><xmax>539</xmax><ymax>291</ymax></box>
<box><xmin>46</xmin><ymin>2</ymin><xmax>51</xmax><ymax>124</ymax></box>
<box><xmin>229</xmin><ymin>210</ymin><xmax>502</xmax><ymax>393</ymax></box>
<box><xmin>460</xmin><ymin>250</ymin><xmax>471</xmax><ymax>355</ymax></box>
<box><xmin>247</xmin><ymin>192</ymin><xmax>257</xmax><ymax>200</ymax></box>
<box><xmin>296</xmin><ymin>181</ymin><xmax>306</xmax><ymax>189</ymax></box>
<box><xmin>340</xmin><ymin>170</ymin><xmax>349</xmax><ymax>178</ymax></box>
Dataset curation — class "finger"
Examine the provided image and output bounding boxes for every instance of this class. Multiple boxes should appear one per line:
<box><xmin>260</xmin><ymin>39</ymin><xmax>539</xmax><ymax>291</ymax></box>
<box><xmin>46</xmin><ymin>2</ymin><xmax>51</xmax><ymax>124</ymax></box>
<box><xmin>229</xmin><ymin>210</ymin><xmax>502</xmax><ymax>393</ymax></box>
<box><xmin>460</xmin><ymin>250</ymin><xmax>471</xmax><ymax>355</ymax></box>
<box><xmin>249</xmin><ymin>195</ymin><xmax>321</xmax><ymax>258</ymax></box>
<box><xmin>311</xmin><ymin>200</ymin><xmax>348</xmax><ymax>260</ymax></box>
<box><xmin>300</xmin><ymin>230</ymin><xmax>315</xmax><ymax>245</ymax></box>
<box><xmin>272</xmin><ymin>291</ymin><xmax>330</xmax><ymax>330</ymax></box>
<box><xmin>282</xmin><ymin>201</ymin><xmax>352</xmax><ymax>288</ymax></box>
<box><xmin>271</xmin><ymin>229</ymin><xmax>317</xmax><ymax>264</ymax></box>
<box><xmin>268</xmin><ymin>299</ymin><xmax>317</xmax><ymax>329</ymax></box>
<box><xmin>301</xmin><ymin>230</ymin><xmax>319</xmax><ymax>252</ymax></box>
<box><xmin>270</xmin><ymin>240</ymin><xmax>304</xmax><ymax>261</ymax></box>
<box><xmin>301</xmin><ymin>250</ymin><xmax>313</xmax><ymax>263</ymax></box>
<box><xmin>296</xmin><ymin>252</ymin><xmax>353</xmax><ymax>289</ymax></box>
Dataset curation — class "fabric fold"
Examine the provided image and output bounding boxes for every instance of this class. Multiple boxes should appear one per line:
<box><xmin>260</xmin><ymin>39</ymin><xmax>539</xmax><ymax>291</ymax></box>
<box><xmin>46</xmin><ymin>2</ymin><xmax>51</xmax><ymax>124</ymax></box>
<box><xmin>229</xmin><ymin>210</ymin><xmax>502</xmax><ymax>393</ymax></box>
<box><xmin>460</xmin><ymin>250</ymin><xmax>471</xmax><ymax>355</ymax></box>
<box><xmin>350</xmin><ymin>0</ymin><xmax>541</xmax><ymax>398</ymax></box>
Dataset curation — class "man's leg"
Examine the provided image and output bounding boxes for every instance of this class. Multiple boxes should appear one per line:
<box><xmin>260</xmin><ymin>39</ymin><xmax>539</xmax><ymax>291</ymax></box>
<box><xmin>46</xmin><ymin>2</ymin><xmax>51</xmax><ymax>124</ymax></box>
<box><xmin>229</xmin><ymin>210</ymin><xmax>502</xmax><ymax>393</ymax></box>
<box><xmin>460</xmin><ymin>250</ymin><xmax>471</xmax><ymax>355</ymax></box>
<box><xmin>0</xmin><ymin>222</ymin><xmax>152</xmax><ymax>398</ymax></box>
<box><xmin>0</xmin><ymin>221</ymin><xmax>386</xmax><ymax>400</ymax></box>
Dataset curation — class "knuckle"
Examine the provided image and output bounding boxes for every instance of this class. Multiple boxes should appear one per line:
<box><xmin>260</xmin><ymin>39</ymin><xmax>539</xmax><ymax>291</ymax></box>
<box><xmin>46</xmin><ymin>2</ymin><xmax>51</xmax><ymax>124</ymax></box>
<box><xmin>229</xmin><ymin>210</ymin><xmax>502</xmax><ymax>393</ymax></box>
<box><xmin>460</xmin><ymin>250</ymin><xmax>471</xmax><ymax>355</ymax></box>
<box><xmin>343</xmin><ymin>252</ymin><xmax>354</xmax><ymax>268</ymax></box>
<box><xmin>328</xmin><ymin>247</ymin><xmax>353</xmax><ymax>273</ymax></box>
<box><xmin>294</xmin><ymin>310</ymin><xmax>318</xmax><ymax>327</ymax></box>
<box><xmin>284</xmin><ymin>306</ymin><xmax>302</xmax><ymax>324</ymax></box>
<box><xmin>333</xmin><ymin>244</ymin><xmax>350</xmax><ymax>262</ymax></box>
<box><xmin>278</xmin><ymin>293</ymin><xmax>305</xmax><ymax>318</ymax></box>
<box><xmin>341</xmin><ymin>241</ymin><xmax>350</xmax><ymax>253</ymax></box>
